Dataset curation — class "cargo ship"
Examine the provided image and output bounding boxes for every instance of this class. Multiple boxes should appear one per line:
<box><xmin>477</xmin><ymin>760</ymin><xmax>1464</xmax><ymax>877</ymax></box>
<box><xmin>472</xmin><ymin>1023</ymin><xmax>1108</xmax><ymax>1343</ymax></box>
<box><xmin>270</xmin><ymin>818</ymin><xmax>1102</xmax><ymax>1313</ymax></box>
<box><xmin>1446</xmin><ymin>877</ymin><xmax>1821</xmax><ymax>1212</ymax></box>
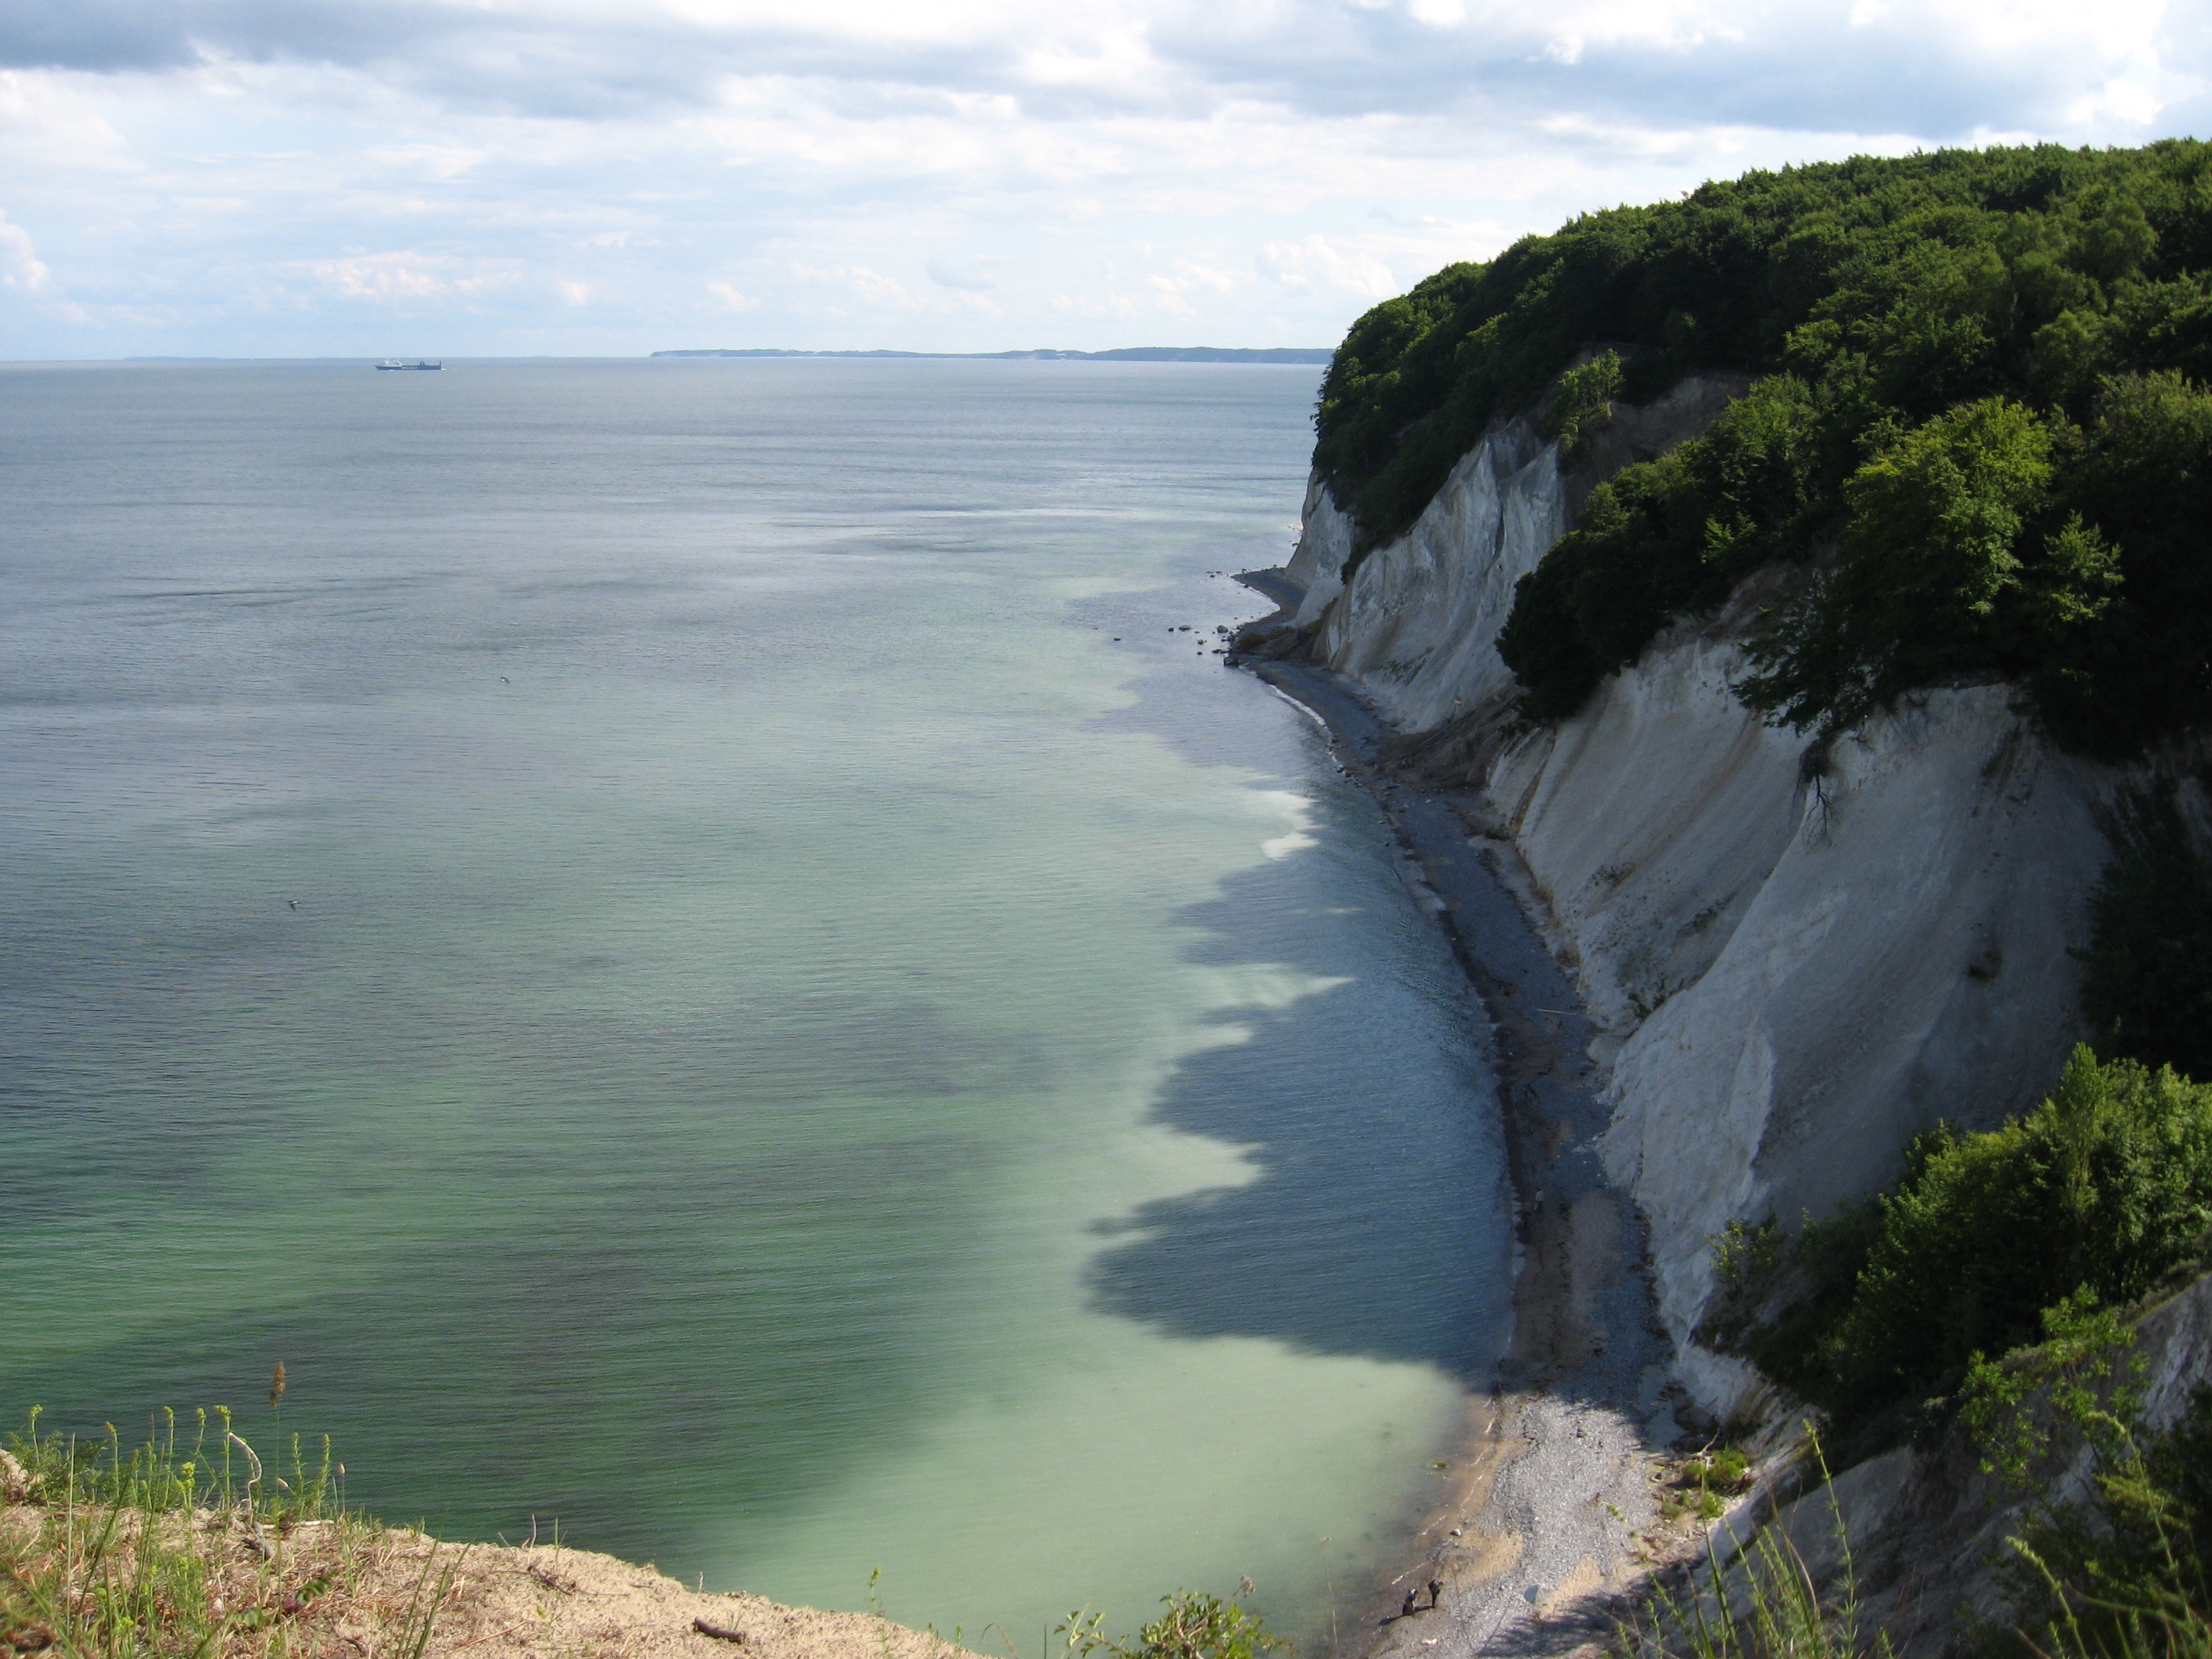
<box><xmin>375</xmin><ymin>359</ymin><xmax>442</xmax><ymax>371</ymax></box>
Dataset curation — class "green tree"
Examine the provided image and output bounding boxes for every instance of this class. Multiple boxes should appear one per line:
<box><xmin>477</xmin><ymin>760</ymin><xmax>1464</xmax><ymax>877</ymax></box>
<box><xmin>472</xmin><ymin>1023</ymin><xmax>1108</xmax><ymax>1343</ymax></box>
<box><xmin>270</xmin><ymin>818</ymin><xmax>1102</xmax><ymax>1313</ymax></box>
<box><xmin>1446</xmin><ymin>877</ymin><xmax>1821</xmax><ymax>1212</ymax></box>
<box><xmin>1741</xmin><ymin>398</ymin><xmax>2087</xmax><ymax>731</ymax></box>
<box><xmin>2077</xmin><ymin>786</ymin><xmax>2212</xmax><ymax>1081</ymax></box>
<box><xmin>1725</xmin><ymin>1048</ymin><xmax>2212</xmax><ymax>1434</ymax></box>
<box><xmin>1826</xmin><ymin>1048</ymin><xmax>2212</xmax><ymax>1418</ymax></box>
<box><xmin>1539</xmin><ymin>349</ymin><xmax>1624</xmax><ymax>460</ymax></box>
<box><xmin>2034</xmin><ymin>372</ymin><xmax>2212</xmax><ymax>754</ymax></box>
<box><xmin>1500</xmin><ymin>374</ymin><xmax>1821</xmax><ymax>721</ymax></box>
<box><xmin>1310</xmin><ymin>139</ymin><xmax>2212</xmax><ymax>759</ymax></box>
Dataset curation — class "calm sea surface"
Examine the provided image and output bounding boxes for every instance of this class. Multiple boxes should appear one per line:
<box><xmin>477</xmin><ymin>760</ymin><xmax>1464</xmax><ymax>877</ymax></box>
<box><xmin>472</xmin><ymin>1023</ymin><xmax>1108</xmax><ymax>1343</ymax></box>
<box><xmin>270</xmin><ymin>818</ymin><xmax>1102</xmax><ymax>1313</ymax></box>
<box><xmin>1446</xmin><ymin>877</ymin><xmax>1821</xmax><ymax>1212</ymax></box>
<box><xmin>0</xmin><ymin>359</ymin><xmax>1512</xmax><ymax>1650</ymax></box>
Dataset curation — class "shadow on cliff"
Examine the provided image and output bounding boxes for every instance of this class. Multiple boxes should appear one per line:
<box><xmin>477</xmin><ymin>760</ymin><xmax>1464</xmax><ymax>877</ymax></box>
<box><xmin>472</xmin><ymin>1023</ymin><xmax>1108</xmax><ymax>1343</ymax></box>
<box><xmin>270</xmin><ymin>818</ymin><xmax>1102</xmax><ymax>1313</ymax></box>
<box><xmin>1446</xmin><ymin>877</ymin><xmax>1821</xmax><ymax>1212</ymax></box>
<box><xmin>1079</xmin><ymin>760</ymin><xmax>1517</xmax><ymax>1380</ymax></box>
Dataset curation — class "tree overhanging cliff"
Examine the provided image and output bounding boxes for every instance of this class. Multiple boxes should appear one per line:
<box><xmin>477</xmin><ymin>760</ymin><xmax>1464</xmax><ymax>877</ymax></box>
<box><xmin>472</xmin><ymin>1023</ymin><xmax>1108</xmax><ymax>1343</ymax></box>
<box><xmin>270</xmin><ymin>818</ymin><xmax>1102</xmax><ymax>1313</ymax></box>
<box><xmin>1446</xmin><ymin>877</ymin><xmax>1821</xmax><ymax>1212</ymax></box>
<box><xmin>1315</xmin><ymin>140</ymin><xmax>2212</xmax><ymax>757</ymax></box>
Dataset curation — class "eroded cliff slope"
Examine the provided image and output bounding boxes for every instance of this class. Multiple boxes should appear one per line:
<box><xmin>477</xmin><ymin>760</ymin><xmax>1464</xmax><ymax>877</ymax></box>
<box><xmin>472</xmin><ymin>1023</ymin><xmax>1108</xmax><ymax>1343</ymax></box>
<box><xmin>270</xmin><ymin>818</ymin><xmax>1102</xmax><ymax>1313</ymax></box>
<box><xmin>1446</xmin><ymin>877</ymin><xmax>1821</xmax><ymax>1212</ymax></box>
<box><xmin>1270</xmin><ymin>390</ymin><xmax>2117</xmax><ymax>1418</ymax></box>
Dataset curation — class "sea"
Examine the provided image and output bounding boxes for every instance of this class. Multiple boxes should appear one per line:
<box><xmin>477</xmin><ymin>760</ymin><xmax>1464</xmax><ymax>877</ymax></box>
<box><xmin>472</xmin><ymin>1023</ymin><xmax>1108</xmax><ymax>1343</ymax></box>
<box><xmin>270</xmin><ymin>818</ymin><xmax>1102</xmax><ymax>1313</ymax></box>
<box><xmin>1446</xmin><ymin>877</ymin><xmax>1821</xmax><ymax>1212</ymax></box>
<box><xmin>0</xmin><ymin>358</ymin><xmax>1514</xmax><ymax>1653</ymax></box>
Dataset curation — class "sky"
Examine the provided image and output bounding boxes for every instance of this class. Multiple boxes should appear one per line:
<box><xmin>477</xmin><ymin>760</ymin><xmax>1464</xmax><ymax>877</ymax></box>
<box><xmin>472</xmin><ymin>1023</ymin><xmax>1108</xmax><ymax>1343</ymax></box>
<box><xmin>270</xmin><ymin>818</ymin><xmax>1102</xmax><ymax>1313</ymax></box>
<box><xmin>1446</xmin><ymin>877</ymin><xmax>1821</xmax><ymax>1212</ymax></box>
<box><xmin>1</xmin><ymin>0</ymin><xmax>2208</xmax><ymax>358</ymax></box>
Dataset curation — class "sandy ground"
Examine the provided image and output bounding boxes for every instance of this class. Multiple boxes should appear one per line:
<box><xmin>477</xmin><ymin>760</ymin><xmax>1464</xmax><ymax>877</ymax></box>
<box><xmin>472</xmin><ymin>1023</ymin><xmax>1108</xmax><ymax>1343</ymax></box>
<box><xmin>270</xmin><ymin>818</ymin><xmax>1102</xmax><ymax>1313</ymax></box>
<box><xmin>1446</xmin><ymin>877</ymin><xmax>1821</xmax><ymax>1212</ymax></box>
<box><xmin>367</xmin><ymin>1533</ymin><xmax>975</xmax><ymax>1659</ymax></box>
<box><xmin>0</xmin><ymin>1480</ymin><xmax>974</xmax><ymax>1659</ymax></box>
<box><xmin>1228</xmin><ymin>572</ymin><xmax>1721</xmax><ymax>1659</ymax></box>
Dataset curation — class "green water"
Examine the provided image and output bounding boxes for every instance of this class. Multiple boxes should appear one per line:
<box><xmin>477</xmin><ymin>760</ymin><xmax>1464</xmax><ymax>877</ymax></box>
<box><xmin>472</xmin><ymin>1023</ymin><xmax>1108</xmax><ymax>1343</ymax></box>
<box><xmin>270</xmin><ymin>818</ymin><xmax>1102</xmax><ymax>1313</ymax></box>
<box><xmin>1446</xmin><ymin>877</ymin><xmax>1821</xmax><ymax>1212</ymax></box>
<box><xmin>0</xmin><ymin>359</ymin><xmax>1512</xmax><ymax>1650</ymax></box>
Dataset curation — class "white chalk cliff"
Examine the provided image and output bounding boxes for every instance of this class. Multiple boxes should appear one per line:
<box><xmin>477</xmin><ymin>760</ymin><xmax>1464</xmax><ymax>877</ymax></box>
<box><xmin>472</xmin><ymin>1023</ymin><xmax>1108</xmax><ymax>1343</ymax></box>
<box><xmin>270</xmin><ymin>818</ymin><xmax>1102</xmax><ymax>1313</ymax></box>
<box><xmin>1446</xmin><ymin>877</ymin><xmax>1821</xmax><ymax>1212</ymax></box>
<box><xmin>1282</xmin><ymin>382</ymin><xmax>2120</xmax><ymax>1416</ymax></box>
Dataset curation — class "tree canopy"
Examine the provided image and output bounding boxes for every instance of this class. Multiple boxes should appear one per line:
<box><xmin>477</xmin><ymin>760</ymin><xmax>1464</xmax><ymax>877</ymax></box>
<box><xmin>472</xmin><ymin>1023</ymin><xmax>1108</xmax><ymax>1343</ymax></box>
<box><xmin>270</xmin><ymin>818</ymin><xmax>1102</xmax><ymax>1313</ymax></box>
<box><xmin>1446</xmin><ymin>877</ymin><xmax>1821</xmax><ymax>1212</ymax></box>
<box><xmin>1316</xmin><ymin>140</ymin><xmax>2212</xmax><ymax>751</ymax></box>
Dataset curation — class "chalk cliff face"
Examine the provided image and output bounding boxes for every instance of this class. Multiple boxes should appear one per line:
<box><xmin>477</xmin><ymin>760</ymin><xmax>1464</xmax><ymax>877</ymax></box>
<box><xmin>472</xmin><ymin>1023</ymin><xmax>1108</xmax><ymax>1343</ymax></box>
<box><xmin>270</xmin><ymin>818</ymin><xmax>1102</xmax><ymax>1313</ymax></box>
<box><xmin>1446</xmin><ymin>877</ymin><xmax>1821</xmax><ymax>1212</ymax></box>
<box><xmin>1286</xmin><ymin>385</ymin><xmax>2115</xmax><ymax>1416</ymax></box>
<box><xmin>1287</xmin><ymin>420</ymin><xmax>1562</xmax><ymax>732</ymax></box>
<box><xmin>1285</xmin><ymin>375</ymin><xmax>1750</xmax><ymax>739</ymax></box>
<box><xmin>1510</xmin><ymin>657</ymin><xmax>2109</xmax><ymax>1411</ymax></box>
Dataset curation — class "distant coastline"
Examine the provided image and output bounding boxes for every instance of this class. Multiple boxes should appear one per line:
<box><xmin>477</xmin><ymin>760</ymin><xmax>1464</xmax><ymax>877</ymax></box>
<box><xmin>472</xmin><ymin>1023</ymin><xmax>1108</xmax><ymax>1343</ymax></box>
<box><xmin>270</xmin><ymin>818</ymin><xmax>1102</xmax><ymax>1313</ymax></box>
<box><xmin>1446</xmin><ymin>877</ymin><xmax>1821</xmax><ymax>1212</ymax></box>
<box><xmin>649</xmin><ymin>346</ymin><xmax>1334</xmax><ymax>363</ymax></box>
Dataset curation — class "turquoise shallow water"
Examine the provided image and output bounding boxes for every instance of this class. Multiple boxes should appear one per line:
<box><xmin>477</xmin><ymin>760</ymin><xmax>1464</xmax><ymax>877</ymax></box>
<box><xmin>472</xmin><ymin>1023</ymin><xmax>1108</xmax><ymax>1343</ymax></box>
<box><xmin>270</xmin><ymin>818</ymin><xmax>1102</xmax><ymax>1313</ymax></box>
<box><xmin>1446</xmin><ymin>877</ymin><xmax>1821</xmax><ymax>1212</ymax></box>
<box><xmin>0</xmin><ymin>359</ymin><xmax>1512</xmax><ymax>1651</ymax></box>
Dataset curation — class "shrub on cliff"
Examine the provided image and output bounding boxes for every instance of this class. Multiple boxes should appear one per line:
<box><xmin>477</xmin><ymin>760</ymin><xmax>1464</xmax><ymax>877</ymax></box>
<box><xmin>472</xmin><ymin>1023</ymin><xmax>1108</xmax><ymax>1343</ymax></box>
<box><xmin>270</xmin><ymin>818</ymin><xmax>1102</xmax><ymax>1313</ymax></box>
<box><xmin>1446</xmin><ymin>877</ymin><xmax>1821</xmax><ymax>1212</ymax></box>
<box><xmin>2030</xmin><ymin>371</ymin><xmax>2212</xmax><ymax>756</ymax></box>
<box><xmin>1498</xmin><ymin>374</ymin><xmax>1823</xmax><ymax>722</ymax></box>
<box><xmin>1735</xmin><ymin>397</ymin><xmax>2121</xmax><ymax>732</ymax></box>
<box><xmin>1952</xmin><ymin>1308</ymin><xmax>2212</xmax><ymax>1659</ymax></box>
<box><xmin>2077</xmin><ymin>785</ymin><xmax>2212</xmax><ymax>1082</ymax></box>
<box><xmin>1730</xmin><ymin>1046</ymin><xmax>2212</xmax><ymax>1436</ymax></box>
<box><xmin>2015</xmin><ymin>1382</ymin><xmax>2212</xmax><ymax>1659</ymax></box>
<box><xmin>1538</xmin><ymin>350</ymin><xmax>1624</xmax><ymax>462</ymax></box>
<box><xmin>1738</xmin><ymin>370</ymin><xmax>2212</xmax><ymax>752</ymax></box>
<box><xmin>1061</xmin><ymin>1592</ymin><xmax>1287</xmax><ymax>1659</ymax></box>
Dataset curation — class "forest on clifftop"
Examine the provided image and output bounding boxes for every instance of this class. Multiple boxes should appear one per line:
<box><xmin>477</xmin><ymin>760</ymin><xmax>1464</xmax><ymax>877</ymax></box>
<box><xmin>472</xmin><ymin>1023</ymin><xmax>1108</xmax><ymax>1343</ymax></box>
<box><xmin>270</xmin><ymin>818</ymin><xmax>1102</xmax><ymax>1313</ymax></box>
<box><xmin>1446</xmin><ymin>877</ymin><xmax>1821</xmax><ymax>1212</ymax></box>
<box><xmin>1313</xmin><ymin>140</ymin><xmax>2212</xmax><ymax>756</ymax></box>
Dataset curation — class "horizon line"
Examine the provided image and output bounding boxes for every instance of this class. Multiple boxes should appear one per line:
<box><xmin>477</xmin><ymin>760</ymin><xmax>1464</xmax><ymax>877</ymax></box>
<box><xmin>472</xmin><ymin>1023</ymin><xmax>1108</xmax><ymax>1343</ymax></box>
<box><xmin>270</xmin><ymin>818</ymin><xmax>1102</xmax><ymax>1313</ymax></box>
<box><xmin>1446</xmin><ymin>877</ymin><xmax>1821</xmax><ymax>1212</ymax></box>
<box><xmin>649</xmin><ymin>345</ymin><xmax>1334</xmax><ymax>362</ymax></box>
<box><xmin>0</xmin><ymin>344</ymin><xmax>1337</xmax><ymax>366</ymax></box>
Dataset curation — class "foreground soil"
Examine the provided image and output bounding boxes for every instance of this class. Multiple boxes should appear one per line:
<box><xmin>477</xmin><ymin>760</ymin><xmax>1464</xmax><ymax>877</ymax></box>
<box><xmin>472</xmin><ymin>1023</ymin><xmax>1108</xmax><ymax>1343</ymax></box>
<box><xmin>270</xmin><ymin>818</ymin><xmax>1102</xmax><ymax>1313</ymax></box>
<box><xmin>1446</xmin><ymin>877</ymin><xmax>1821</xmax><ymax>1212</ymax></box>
<box><xmin>361</xmin><ymin>1533</ymin><xmax>971</xmax><ymax>1659</ymax></box>
<box><xmin>1</xmin><ymin>1465</ymin><xmax>971</xmax><ymax>1659</ymax></box>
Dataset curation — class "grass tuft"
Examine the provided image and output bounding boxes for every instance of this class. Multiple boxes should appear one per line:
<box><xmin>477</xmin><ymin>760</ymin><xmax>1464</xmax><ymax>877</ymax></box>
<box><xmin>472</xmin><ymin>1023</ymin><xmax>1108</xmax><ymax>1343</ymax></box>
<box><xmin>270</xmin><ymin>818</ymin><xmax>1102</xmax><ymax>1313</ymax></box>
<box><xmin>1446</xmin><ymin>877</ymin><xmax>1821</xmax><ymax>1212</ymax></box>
<box><xmin>0</xmin><ymin>1406</ymin><xmax>457</xmax><ymax>1659</ymax></box>
<box><xmin>1618</xmin><ymin>1439</ymin><xmax>1890</xmax><ymax>1659</ymax></box>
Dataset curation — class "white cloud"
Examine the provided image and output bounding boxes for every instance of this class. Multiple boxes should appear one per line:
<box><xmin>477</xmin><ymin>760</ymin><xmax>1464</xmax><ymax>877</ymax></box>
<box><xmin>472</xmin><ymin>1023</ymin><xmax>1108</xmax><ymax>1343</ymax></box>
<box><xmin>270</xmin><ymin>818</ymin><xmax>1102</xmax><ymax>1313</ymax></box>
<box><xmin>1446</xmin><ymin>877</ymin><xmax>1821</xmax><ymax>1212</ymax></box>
<box><xmin>0</xmin><ymin>208</ymin><xmax>50</xmax><ymax>292</ymax></box>
<box><xmin>0</xmin><ymin>0</ymin><xmax>2202</xmax><ymax>356</ymax></box>
<box><xmin>2067</xmin><ymin>74</ymin><xmax>2171</xmax><ymax>128</ymax></box>
<box><xmin>1144</xmin><ymin>276</ymin><xmax>1197</xmax><ymax>318</ymax></box>
<box><xmin>1258</xmin><ymin>235</ymin><xmax>1398</xmax><ymax>299</ymax></box>
<box><xmin>361</xmin><ymin>143</ymin><xmax>484</xmax><ymax>182</ymax></box>
<box><xmin>793</xmin><ymin>261</ymin><xmax>920</xmax><ymax>308</ymax></box>
<box><xmin>295</xmin><ymin>252</ymin><xmax>518</xmax><ymax>302</ymax></box>
<box><xmin>926</xmin><ymin>254</ymin><xmax>997</xmax><ymax>291</ymax></box>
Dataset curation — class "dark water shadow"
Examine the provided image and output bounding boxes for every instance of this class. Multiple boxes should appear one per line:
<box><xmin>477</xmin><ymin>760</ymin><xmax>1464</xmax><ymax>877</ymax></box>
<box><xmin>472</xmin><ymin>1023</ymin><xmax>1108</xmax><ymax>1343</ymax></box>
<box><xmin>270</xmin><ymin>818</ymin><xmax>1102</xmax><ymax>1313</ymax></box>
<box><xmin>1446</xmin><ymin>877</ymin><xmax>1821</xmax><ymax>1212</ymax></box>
<box><xmin>1076</xmin><ymin>591</ymin><xmax>1703</xmax><ymax>1659</ymax></box>
<box><xmin>1076</xmin><ymin>683</ymin><xmax>1518</xmax><ymax>1378</ymax></box>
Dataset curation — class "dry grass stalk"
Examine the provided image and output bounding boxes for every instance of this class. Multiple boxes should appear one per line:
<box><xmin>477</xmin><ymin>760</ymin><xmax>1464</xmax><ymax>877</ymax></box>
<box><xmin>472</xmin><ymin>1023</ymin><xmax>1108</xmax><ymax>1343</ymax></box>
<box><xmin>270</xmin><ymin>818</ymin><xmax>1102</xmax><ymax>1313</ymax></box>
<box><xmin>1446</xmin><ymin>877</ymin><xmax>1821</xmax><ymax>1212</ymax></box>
<box><xmin>3</xmin><ymin>1407</ymin><xmax>980</xmax><ymax>1659</ymax></box>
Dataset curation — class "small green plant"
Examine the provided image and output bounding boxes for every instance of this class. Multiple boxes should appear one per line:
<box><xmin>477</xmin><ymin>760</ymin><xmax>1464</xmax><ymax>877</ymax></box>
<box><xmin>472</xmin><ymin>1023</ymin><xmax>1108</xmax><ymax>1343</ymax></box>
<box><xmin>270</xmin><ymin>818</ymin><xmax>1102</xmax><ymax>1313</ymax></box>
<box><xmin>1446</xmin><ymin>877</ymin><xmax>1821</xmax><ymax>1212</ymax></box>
<box><xmin>1658</xmin><ymin>1485</ymin><xmax>1728</xmax><ymax>1527</ymax></box>
<box><xmin>870</xmin><ymin>1566</ymin><xmax>896</xmax><ymax>1659</ymax></box>
<box><xmin>1655</xmin><ymin>1449</ymin><xmax>1751</xmax><ymax>1528</ymax></box>
<box><xmin>391</xmin><ymin>1542</ymin><xmax>467</xmax><ymax>1659</ymax></box>
<box><xmin>1960</xmin><ymin>1291</ymin><xmax>2143</xmax><ymax>1488</ymax></box>
<box><xmin>1542</xmin><ymin>351</ymin><xmax>1624</xmax><ymax>462</ymax></box>
<box><xmin>1620</xmin><ymin>1434</ymin><xmax>1892</xmax><ymax>1659</ymax></box>
<box><xmin>1960</xmin><ymin>1318</ymin><xmax>2210</xmax><ymax>1659</ymax></box>
<box><xmin>0</xmin><ymin>1403</ymin><xmax>455</xmax><ymax>1659</ymax></box>
<box><xmin>1060</xmin><ymin>1591</ymin><xmax>1287</xmax><ymax>1659</ymax></box>
<box><xmin>2076</xmin><ymin>783</ymin><xmax>2212</xmax><ymax>1083</ymax></box>
<box><xmin>1683</xmin><ymin>1449</ymin><xmax>1753</xmax><ymax>1494</ymax></box>
<box><xmin>1711</xmin><ymin>1221</ymin><xmax>1782</xmax><ymax>1295</ymax></box>
<box><xmin>1717</xmin><ymin>1046</ymin><xmax>2212</xmax><ymax>1446</ymax></box>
